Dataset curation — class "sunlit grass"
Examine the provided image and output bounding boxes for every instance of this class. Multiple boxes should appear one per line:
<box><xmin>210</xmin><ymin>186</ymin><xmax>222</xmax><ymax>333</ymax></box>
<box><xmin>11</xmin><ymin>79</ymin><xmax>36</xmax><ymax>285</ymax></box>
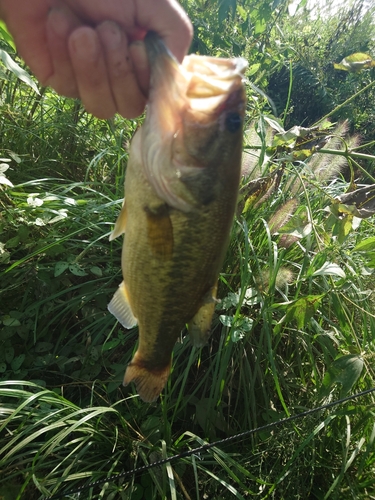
<box><xmin>1</xmin><ymin>26</ymin><xmax>375</xmax><ymax>500</ymax></box>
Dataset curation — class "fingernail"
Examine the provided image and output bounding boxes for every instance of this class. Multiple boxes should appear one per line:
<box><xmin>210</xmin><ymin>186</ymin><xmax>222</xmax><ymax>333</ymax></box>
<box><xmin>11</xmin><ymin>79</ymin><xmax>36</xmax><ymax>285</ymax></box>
<box><xmin>70</xmin><ymin>28</ymin><xmax>98</xmax><ymax>62</ymax></box>
<box><xmin>98</xmin><ymin>21</ymin><xmax>122</xmax><ymax>50</ymax></box>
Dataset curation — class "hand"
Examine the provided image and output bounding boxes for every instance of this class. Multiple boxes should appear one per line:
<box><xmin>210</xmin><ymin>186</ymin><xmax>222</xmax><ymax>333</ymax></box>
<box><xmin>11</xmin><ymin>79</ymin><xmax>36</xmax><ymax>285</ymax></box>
<box><xmin>0</xmin><ymin>0</ymin><xmax>192</xmax><ymax>118</ymax></box>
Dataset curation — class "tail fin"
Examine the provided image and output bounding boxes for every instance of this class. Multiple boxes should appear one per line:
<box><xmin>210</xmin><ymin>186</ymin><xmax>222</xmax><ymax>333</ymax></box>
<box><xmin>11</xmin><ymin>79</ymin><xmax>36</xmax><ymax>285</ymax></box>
<box><xmin>123</xmin><ymin>356</ymin><xmax>171</xmax><ymax>403</ymax></box>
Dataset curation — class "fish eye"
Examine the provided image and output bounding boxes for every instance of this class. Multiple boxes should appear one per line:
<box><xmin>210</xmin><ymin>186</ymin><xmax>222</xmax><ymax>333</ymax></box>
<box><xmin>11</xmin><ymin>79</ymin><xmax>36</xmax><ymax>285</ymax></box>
<box><xmin>225</xmin><ymin>112</ymin><xmax>242</xmax><ymax>133</ymax></box>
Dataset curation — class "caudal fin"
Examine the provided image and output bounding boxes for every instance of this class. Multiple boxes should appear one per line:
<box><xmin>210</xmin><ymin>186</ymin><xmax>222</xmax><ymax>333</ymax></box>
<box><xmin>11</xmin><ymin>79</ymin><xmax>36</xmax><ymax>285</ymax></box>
<box><xmin>123</xmin><ymin>356</ymin><xmax>171</xmax><ymax>403</ymax></box>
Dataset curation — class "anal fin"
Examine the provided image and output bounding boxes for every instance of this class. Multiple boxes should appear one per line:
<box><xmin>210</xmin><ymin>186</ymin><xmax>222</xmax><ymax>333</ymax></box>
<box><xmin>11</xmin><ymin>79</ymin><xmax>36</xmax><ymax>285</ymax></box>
<box><xmin>108</xmin><ymin>281</ymin><xmax>137</xmax><ymax>328</ymax></box>
<box><xmin>188</xmin><ymin>283</ymin><xmax>218</xmax><ymax>347</ymax></box>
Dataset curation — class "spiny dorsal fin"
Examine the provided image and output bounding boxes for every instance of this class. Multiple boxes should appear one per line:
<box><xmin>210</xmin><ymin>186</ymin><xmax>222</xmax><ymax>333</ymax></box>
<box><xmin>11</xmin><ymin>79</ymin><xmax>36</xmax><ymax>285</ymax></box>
<box><xmin>109</xmin><ymin>201</ymin><xmax>127</xmax><ymax>241</ymax></box>
<box><xmin>108</xmin><ymin>281</ymin><xmax>137</xmax><ymax>328</ymax></box>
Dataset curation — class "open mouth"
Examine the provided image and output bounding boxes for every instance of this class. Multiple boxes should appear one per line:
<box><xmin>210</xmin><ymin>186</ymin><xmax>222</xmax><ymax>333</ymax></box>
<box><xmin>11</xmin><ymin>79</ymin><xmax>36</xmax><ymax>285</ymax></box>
<box><xmin>182</xmin><ymin>55</ymin><xmax>247</xmax><ymax>112</ymax></box>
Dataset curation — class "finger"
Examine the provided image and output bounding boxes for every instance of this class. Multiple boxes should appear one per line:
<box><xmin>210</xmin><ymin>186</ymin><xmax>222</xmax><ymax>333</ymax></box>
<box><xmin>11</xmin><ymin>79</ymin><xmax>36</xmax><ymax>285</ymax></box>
<box><xmin>0</xmin><ymin>0</ymin><xmax>52</xmax><ymax>84</ymax></box>
<box><xmin>62</xmin><ymin>0</ymin><xmax>193</xmax><ymax>63</ymax></box>
<box><xmin>46</xmin><ymin>6</ymin><xmax>82</xmax><ymax>97</ymax></box>
<box><xmin>135</xmin><ymin>0</ymin><xmax>193</xmax><ymax>63</ymax></box>
<box><xmin>128</xmin><ymin>40</ymin><xmax>149</xmax><ymax>97</ymax></box>
<box><xmin>130</xmin><ymin>0</ymin><xmax>193</xmax><ymax>95</ymax></box>
<box><xmin>96</xmin><ymin>21</ymin><xmax>146</xmax><ymax>118</ymax></box>
<box><xmin>68</xmin><ymin>26</ymin><xmax>116</xmax><ymax>119</ymax></box>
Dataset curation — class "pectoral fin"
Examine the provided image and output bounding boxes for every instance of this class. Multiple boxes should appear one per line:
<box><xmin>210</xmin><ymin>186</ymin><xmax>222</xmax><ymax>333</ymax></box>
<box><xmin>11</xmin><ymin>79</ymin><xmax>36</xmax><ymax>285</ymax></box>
<box><xmin>188</xmin><ymin>283</ymin><xmax>218</xmax><ymax>347</ymax></box>
<box><xmin>109</xmin><ymin>201</ymin><xmax>127</xmax><ymax>241</ymax></box>
<box><xmin>108</xmin><ymin>281</ymin><xmax>137</xmax><ymax>328</ymax></box>
<box><xmin>144</xmin><ymin>204</ymin><xmax>173</xmax><ymax>258</ymax></box>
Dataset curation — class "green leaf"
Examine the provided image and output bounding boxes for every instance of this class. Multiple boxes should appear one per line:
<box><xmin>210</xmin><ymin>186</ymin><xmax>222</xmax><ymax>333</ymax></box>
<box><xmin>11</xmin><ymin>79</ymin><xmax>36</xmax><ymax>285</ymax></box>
<box><xmin>89</xmin><ymin>346</ymin><xmax>100</xmax><ymax>362</ymax></box>
<box><xmin>319</xmin><ymin>354</ymin><xmax>364</xmax><ymax>398</ymax></box>
<box><xmin>272</xmin><ymin>125</ymin><xmax>313</xmax><ymax>148</ymax></box>
<box><xmin>48</xmin><ymin>211</ymin><xmax>68</xmax><ymax>224</ymax></box>
<box><xmin>278</xmin><ymin>214</ymin><xmax>312</xmax><ymax>238</ymax></box>
<box><xmin>312</xmin><ymin>262</ymin><xmax>346</xmax><ymax>278</ymax></box>
<box><xmin>254</xmin><ymin>18</ymin><xmax>267</xmax><ymax>34</ymax></box>
<box><xmin>244</xmin><ymin>287</ymin><xmax>260</xmax><ymax>306</ymax></box>
<box><xmin>34</xmin><ymin>342</ymin><xmax>54</xmax><ymax>353</ymax></box>
<box><xmin>79</xmin><ymin>363</ymin><xmax>102</xmax><ymax>380</ymax></box>
<box><xmin>34</xmin><ymin>354</ymin><xmax>53</xmax><ymax>367</ymax></box>
<box><xmin>102</xmin><ymin>339</ymin><xmax>121</xmax><ymax>352</ymax></box>
<box><xmin>332</xmin><ymin>214</ymin><xmax>354</xmax><ymax>244</ymax></box>
<box><xmin>218</xmin><ymin>0</ymin><xmax>236</xmax><ymax>24</ymax></box>
<box><xmin>0</xmin><ymin>242</ymin><xmax>10</xmax><ymax>264</ymax></box>
<box><xmin>195</xmin><ymin>398</ymin><xmax>228</xmax><ymax>433</ymax></box>
<box><xmin>5</xmin><ymin>236</ymin><xmax>19</xmax><ymax>249</ymax></box>
<box><xmin>0</xmin><ymin>362</ymin><xmax>7</xmax><ymax>373</ymax></box>
<box><xmin>18</xmin><ymin>225</ymin><xmax>30</xmax><ymax>242</ymax></box>
<box><xmin>11</xmin><ymin>354</ymin><xmax>25</xmax><ymax>371</ymax></box>
<box><xmin>8</xmin><ymin>151</ymin><xmax>21</xmax><ymax>163</ymax></box>
<box><xmin>219</xmin><ymin>315</ymin><xmax>233</xmax><ymax>327</ymax></box>
<box><xmin>54</xmin><ymin>261</ymin><xmax>69</xmax><ymax>277</ymax></box>
<box><xmin>231</xmin><ymin>329</ymin><xmax>245</xmax><ymax>342</ymax></box>
<box><xmin>69</xmin><ymin>263</ymin><xmax>88</xmax><ymax>276</ymax></box>
<box><xmin>90</xmin><ymin>266</ymin><xmax>102</xmax><ymax>277</ymax></box>
<box><xmin>0</xmin><ymin>327</ymin><xmax>17</xmax><ymax>340</ymax></box>
<box><xmin>0</xmin><ymin>22</ymin><xmax>15</xmax><ymax>49</ymax></box>
<box><xmin>3</xmin><ymin>317</ymin><xmax>21</xmax><ymax>327</ymax></box>
<box><xmin>354</xmin><ymin>237</ymin><xmax>375</xmax><ymax>252</ymax></box>
<box><xmin>0</xmin><ymin>162</ymin><xmax>10</xmax><ymax>174</ymax></box>
<box><xmin>221</xmin><ymin>292</ymin><xmax>240</xmax><ymax>309</ymax></box>
<box><xmin>334</xmin><ymin>53</ymin><xmax>375</xmax><ymax>72</ymax></box>
<box><xmin>0</xmin><ymin>164</ymin><xmax>13</xmax><ymax>187</ymax></box>
<box><xmin>263</xmin><ymin>115</ymin><xmax>285</xmax><ymax>134</ymax></box>
<box><xmin>284</xmin><ymin>295</ymin><xmax>323</xmax><ymax>329</ymax></box>
<box><xmin>5</xmin><ymin>347</ymin><xmax>14</xmax><ymax>363</ymax></box>
<box><xmin>130</xmin><ymin>484</ymin><xmax>145</xmax><ymax>500</ymax></box>
<box><xmin>0</xmin><ymin>49</ymin><xmax>40</xmax><ymax>93</ymax></box>
<box><xmin>291</xmin><ymin>149</ymin><xmax>314</xmax><ymax>161</ymax></box>
<box><xmin>238</xmin><ymin>317</ymin><xmax>253</xmax><ymax>332</ymax></box>
<box><xmin>248</xmin><ymin>63</ymin><xmax>261</xmax><ymax>76</ymax></box>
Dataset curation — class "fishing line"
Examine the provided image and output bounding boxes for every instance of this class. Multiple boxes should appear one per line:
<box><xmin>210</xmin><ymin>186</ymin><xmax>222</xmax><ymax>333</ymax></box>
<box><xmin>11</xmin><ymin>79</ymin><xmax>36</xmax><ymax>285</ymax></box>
<box><xmin>46</xmin><ymin>386</ymin><xmax>375</xmax><ymax>499</ymax></box>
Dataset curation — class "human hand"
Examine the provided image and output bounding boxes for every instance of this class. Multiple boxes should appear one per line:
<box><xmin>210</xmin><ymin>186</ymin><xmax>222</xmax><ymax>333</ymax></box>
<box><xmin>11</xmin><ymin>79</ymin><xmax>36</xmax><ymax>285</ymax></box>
<box><xmin>0</xmin><ymin>0</ymin><xmax>193</xmax><ymax>118</ymax></box>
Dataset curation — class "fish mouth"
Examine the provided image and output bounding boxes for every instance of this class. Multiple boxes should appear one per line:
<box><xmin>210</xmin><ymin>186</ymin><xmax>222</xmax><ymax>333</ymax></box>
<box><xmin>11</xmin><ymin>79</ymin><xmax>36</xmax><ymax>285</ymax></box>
<box><xmin>144</xmin><ymin>31</ymin><xmax>247</xmax><ymax>121</ymax></box>
<box><xmin>182</xmin><ymin>54</ymin><xmax>247</xmax><ymax>114</ymax></box>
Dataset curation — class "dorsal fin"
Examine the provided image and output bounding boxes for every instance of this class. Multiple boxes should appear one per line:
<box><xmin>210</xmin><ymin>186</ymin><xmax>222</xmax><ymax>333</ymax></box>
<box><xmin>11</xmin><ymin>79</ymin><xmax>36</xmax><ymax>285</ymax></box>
<box><xmin>109</xmin><ymin>202</ymin><xmax>127</xmax><ymax>241</ymax></box>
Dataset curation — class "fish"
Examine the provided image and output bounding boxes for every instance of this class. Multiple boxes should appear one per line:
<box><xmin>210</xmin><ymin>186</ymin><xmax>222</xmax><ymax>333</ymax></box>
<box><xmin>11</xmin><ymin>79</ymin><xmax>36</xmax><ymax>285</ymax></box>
<box><xmin>108</xmin><ymin>31</ymin><xmax>247</xmax><ymax>403</ymax></box>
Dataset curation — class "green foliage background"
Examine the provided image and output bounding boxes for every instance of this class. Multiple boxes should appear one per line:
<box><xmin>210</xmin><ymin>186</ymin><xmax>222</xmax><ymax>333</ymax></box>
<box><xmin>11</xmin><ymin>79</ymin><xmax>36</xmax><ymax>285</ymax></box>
<box><xmin>1</xmin><ymin>0</ymin><xmax>375</xmax><ymax>498</ymax></box>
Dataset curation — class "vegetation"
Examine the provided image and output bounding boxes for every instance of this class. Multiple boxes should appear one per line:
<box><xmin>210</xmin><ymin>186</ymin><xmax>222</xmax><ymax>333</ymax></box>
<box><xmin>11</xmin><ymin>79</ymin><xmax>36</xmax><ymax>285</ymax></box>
<box><xmin>1</xmin><ymin>0</ymin><xmax>375</xmax><ymax>498</ymax></box>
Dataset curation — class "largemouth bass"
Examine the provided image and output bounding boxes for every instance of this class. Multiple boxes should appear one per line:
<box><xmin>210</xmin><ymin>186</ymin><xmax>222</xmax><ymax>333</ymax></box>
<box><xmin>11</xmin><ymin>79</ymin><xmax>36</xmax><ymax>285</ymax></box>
<box><xmin>108</xmin><ymin>32</ymin><xmax>247</xmax><ymax>402</ymax></box>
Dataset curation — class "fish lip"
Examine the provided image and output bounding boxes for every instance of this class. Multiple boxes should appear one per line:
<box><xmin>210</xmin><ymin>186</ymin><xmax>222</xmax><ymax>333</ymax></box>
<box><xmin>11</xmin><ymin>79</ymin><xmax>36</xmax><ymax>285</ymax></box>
<box><xmin>144</xmin><ymin>31</ymin><xmax>179</xmax><ymax>72</ymax></box>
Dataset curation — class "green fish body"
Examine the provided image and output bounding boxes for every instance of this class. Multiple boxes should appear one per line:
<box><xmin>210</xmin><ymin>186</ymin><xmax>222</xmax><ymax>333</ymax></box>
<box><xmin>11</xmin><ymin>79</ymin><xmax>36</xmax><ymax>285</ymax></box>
<box><xmin>109</xmin><ymin>32</ymin><xmax>247</xmax><ymax>402</ymax></box>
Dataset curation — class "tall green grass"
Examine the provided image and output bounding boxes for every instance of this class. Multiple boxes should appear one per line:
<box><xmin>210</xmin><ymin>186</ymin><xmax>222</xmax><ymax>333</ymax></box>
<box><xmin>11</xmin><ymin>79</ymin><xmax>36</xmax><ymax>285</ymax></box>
<box><xmin>1</xmin><ymin>28</ymin><xmax>375</xmax><ymax>500</ymax></box>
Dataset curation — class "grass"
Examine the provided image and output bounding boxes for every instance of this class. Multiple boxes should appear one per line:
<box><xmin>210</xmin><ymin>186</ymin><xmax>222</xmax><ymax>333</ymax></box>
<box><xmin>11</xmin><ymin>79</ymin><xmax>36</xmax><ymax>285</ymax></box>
<box><xmin>1</xmin><ymin>27</ymin><xmax>375</xmax><ymax>500</ymax></box>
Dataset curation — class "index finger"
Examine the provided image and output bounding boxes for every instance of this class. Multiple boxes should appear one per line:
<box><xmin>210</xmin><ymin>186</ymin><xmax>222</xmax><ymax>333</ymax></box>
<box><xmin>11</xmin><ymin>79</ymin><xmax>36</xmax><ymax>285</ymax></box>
<box><xmin>0</xmin><ymin>0</ymin><xmax>52</xmax><ymax>84</ymax></box>
<box><xmin>62</xmin><ymin>0</ymin><xmax>193</xmax><ymax>63</ymax></box>
<box><xmin>132</xmin><ymin>0</ymin><xmax>193</xmax><ymax>63</ymax></box>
